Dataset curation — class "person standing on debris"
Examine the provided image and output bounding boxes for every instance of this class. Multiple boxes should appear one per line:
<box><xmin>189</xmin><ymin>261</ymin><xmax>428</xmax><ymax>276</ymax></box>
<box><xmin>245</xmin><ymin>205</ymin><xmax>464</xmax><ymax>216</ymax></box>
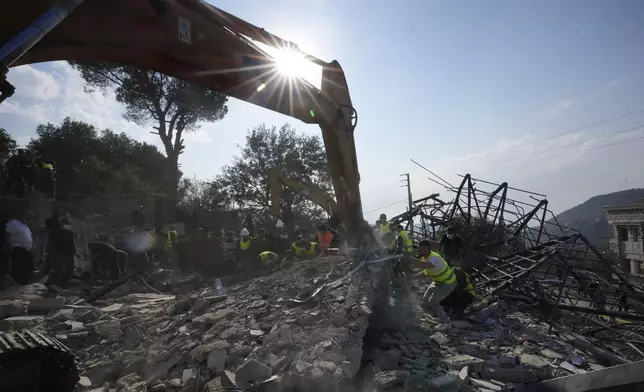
<box><xmin>43</xmin><ymin>207</ymin><xmax>64</xmax><ymax>274</ymax></box>
<box><xmin>5</xmin><ymin>210</ymin><xmax>34</xmax><ymax>285</ymax></box>
<box><xmin>316</xmin><ymin>224</ymin><xmax>334</xmax><ymax>254</ymax></box>
<box><xmin>236</xmin><ymin>228</ymin><xmax>253</xmax><ymax>274</ymax></box>
<box><xmin>38</xmin><ymin>160</ymin><xmax>56</xmax><ymax>198</ymax></box>
<box><xmin>439</xmin><ymin>226</ymin><xmax>465</xmax><ymax>268</ymax></box>
<box><xmin>408</xmin><ymin>240</ymin><xmax>457</xmax><ymax>331</ymax></box>
<box><xmin>165</xmin><ymin>225</ymin><xmax>178</xmax><ymax>253</ymax></box>
<box><xmin>48</xmin><ymin>217</ymin><xmax>77</xmax><ymax>287</ymax></box>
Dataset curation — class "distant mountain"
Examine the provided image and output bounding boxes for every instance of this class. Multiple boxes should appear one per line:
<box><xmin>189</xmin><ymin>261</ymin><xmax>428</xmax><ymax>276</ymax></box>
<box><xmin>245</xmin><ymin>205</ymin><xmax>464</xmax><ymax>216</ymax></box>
<box><xmin>547</xmin><ymin>188</ymin><xmax>644</xmax><ymax>245</ymax></box>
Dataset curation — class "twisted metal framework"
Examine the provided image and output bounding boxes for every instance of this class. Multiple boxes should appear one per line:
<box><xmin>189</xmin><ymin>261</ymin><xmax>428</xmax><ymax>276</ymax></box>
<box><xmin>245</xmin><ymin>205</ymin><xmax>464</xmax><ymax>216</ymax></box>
<box><xmin>404</xmin><ymin>171</ymin><xmax>644</xmax><ymax>361</ymax></box>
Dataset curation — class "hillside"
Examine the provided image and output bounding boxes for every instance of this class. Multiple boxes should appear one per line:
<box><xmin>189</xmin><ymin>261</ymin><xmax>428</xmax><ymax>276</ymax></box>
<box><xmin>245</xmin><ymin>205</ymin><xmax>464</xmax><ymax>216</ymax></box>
<box><xmin>548</xmin><ymin>188</ymin><xmax>644</xmax><ymax>245</ymax></box>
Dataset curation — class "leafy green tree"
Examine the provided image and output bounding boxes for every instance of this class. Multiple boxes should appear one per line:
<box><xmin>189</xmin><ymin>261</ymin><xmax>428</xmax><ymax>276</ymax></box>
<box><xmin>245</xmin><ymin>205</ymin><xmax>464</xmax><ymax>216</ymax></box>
<box><xmin>0</xmin><ymin>128</ymin><xmax>17</xmax><ymax>166</ymax></box>
<box><xmin>69</xmin><ymin>63</ymin><xmax>229</xmax><ymax>207</ymax></box>
<box><xmin>27</xmin><ymin>117</ymin><xmax>165</xmax><ymax>196</ymax></box>
<box><xmin>177</xmin><ymin>176</ymin><xmax>227</xmax><ymax>214</ymax></box>
<box><xmin>218</xmin><ymin>123</ymin><xmax>331</xmax><ymax>222</ymax></box>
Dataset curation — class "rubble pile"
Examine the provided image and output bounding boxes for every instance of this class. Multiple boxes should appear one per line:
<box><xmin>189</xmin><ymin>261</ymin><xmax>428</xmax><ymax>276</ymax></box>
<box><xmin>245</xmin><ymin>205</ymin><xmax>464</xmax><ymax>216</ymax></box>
<box><xmin>0</xmin><ymin>255</ymin><xmax>392</xmax><ymax>392</ymax></box>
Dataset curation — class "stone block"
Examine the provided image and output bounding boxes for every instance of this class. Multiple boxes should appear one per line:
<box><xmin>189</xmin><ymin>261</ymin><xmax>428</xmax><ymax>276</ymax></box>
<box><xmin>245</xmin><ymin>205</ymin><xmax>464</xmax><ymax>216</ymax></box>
<box><xmin>427</xmin><ymin>373</ymin><xmax>460</xmax><ymax>392</ymax></box>
<box><xmin>207</xmin><ymin>350</ymin><xmax>227</xmax><ymax>372</ymax></box>
<box><xmin>236</xmin><ymin>359</ymin><xmax>272</xmax><ymax>382</ymax></box>
<box><xmin>374</xmin><ymin>370</ymin><xmax>410</xmax><ymax>390</ymax></box>
<box><xmin>442</xmin><ymin>355</ymin><xmax>484</xmax><ymax>372</ymax></box>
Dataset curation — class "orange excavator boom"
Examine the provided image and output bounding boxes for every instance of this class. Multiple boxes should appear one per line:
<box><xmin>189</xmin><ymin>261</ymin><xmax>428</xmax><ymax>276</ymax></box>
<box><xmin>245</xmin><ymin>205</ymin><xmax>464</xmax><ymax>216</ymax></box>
<box><xmin>0</xmin><ymin>0</ymin><xmax>369</xmax><ymax>241</ymax></box>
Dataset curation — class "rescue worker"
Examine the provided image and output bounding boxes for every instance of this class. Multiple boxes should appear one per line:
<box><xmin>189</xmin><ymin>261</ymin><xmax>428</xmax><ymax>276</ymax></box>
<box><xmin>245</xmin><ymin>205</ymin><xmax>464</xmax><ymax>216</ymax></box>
<box><xmin>5</xmin><ymin>210</ymin><xmax>34</xmax><ymax>285</ymax></box>
<box><xmin>289</xmin><ymin>236</ymin><xmax>320</xmax><ymax>259</ymax></box>
<box><xmin>439</xmin><ymin>226</ymin><xmax>465</xmax><ymax>268</ymax></box>
<box><xmin>88</xmin><ymin>237</ymin><xmax>127</xmax><ymax>279</ymax></box>
<box><xmin>408</xmin><ymin>240</ymin><xmax>457</xmax><ymax>331</ymax></box>
<box><xmin>316</xmin><ymin>224</ymin><xmax>334</xmax><ymax>254</ymax></box>
<box><xmin>377</xmin><ymin>214</ymin><xmax>391</xmax><ymax>235</ymax></box>
<box><xmin>43</xmin><ymin>207</ymin><xmax>65</xmax><ymax>274</ymax></box>
<box><xmin>47</xmin><ymin>217</ymin><xmax>77</xmax><ymax>287</ymax></box>
<box><xmin>392</xmin><ymin>224</ymin><xmax>414</xmax><ymax>295</ymax></box>
<box><xmin>165</xmin><ymin>225</ymin><xmax>178</xmax><ymax>266</ymax></box>
<box><xmin>39</xmin><ymin>160</ymin><xmax>56</xmax><ymax>198</ymax></box>
<box><xmin>439</xmin><ymin>266</ymin><xmax>475</xmax><ymax>320</ymax></box>
<box><xmin>258</xmin><ymin>250</ymin><xmax>278</xmax><ymax>271</ymax></box>
<box><xmin>237</xmin><ymin>228</ymin><xmax>253</xmax><ymax>274</ymax></box>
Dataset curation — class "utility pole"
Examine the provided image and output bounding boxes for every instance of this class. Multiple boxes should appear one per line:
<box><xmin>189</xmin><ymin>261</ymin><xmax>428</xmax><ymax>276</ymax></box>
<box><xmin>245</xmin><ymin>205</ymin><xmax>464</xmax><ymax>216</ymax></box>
<box><xmin>401</xmin><ymin>173</ymin><xmax>413</xmax><ymax>211</ymax></box>
<box><xmin>401</xmin><ymin>173</ymin><xmax>413</xmax><ymax>235</ymax></box>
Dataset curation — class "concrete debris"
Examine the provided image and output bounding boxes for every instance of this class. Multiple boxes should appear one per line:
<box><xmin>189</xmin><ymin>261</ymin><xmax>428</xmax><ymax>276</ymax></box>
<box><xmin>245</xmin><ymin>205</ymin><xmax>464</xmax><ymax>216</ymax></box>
<box><xmin>0</xmin><ymin>254</ymin><xmax>636</xmax><ymax>392</ymax></box>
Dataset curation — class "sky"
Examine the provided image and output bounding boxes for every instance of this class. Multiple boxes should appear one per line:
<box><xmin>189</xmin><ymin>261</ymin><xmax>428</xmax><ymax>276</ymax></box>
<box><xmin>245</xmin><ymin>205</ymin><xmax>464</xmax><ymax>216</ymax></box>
<box><xmin>2</xmin><ymin>0</ymin><xmax>644</xmax><ymax>222</ymax></box>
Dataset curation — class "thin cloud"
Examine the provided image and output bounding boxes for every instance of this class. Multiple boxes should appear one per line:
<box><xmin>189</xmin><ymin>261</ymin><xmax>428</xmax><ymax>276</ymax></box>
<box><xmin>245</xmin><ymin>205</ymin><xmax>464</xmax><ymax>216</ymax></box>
<box><xmin>6</xmin><ymin>65</ymin><xmax>60</xmax><ymax>101</ymax></box>
<box><xmin>544</xmin><ymin>99</ymin><xmax>577</xmax><ymax>117</ymax></box>
<box><xmin>607</xmin><ymin>77</ymin><xmax>629</xmax><ymax>89</ymax></box>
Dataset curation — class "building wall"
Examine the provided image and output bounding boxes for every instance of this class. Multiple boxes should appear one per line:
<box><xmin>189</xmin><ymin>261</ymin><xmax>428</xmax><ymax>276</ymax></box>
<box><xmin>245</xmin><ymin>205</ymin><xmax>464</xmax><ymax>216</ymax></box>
<box><xmin>606</xmin><ymin>204</ymin><xmax>644</xmax><ymax>275</ymax></box>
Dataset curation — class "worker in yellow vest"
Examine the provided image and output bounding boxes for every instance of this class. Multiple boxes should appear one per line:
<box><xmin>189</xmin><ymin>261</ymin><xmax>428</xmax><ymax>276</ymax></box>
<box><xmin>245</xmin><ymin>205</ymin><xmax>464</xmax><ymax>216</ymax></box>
<box><xmin>166</xmin><ymin>225</ymin><xmax>178</xmax><ymax>250</ymax></box>
<box><xmin>289</xmin><ymin>236</ymin><xmax>320</xmax><ymax>259</ymax></box>
<box><xmin>258</xmin><ymin>251</ymin><xmax>278</xmax><ymax>270</ymax></box>
<box><xmin>439</xmin><ymin>266</ymin><xmax>476</xmax><ymax>321</ymax></box>
<box><xmin>408</xmin><ymin>239</ymin><xmax>457</xmax><ymax>331</ymax></box>
<box><xmin>236</xmin><ymin>228</ymin><xmax>253</xmax><ymax>274</ymax></box>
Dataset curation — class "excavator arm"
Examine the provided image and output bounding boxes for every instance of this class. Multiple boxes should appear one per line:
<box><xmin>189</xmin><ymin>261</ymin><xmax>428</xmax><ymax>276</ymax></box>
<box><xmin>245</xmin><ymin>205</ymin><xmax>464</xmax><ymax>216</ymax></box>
<box><xmin>267</xmin><ymin>167</ymin><xmax>338</xmax><ymax>219</ymax></box>
<box><xmin>0</xmin><ymin>0</ymin><xmax>369</xmax><ymax>242</ymax></box>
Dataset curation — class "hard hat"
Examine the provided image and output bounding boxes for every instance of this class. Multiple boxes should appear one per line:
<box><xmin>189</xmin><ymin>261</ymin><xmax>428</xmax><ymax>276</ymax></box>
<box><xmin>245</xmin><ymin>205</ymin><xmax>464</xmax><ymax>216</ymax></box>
<box><xmin>240</xmin><ymin>228</ymin><xmax>249</xmax><ymax>236</ymax></box>
<box><xmin>276</xmin><ymin>219</ymin><xmax>285</xmax><ymax>229</ymax></box>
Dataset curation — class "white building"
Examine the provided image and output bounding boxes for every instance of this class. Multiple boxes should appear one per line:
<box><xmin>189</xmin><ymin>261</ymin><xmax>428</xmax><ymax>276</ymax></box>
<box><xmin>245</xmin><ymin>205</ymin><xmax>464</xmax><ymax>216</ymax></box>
<box><xmin>604</xmin><ymin>199</ymin><xmax>644</xmax><ymax>274</ymax></box>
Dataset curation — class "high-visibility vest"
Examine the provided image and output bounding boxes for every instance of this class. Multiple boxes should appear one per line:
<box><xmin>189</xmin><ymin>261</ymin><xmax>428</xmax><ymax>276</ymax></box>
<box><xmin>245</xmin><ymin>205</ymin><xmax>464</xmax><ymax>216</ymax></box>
<box><xmin>421</xmin><ymin>251</ymin><xmax>456</xmax><ymax>285</ymax></box>
<box><xmin>317</xmin><ymin>232</ymin><xmax>334</xmax><ymax>248</ymax></box>
<box><xmin>379</xmin><ymin>222</ymin><xmax>391</xmax><ymax>234</ymax></box>
<box><xmin>291</xmin><ymin>242</ymin><xmax>317</xmax><ymax>257</ymax></box>
<box><xmin>397</xmin><ymin>230</ymin><xmax>413</xmax><ymax>254</ymax></box>
<box><xmin>41</xmin><ymin>162</ymin><xmax>54</xmax><ymax>170</ymax></box>
<box><xmin>454</xmin><ymin>267</ymin><xmax>476</xmax><ymax>297</ymax></box>
<box><xmin>166</xmin><ymin>231</ymin><xmax>177</xmax><ymax>248</ymax></box>
<box><xmin>239</xmin><ymin>238</ymin><xmax>251</xmax><ymax>250</ymax></box>
<box><xmin>259</xmin><ymin>251</ymin><xmax>278</xmax><ymax>263</ymax></box>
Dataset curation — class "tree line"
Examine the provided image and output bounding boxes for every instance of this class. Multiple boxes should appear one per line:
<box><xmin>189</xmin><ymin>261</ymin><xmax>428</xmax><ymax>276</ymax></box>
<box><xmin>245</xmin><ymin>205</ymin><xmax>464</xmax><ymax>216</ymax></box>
<box><xmin>0</xmin><ymin>120</ymin><xmax>330</xmax><ymax>222</ymax></box>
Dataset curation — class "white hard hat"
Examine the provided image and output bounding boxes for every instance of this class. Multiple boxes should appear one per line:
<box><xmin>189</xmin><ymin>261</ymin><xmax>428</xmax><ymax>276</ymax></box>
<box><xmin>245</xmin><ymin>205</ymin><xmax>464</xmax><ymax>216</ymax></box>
<box><xmin>240</xmin><ymin>228</ymin><xmax>249</xmax><ymax>236</ymax></box>
<box><xmin>276</xmin><ymin>219</ymin><xmax>285</xmax><ymax>229</ymax></box>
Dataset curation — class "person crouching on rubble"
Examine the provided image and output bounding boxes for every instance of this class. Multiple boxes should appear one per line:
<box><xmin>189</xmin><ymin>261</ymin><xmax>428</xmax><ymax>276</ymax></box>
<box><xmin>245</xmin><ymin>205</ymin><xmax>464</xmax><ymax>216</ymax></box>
<box><xmin>258</xmin><ymin>251</ymin><xmax>278</xmax><ymax>272</ymax></box>
<box><xmin>289</xmin><ymin>235</ymin><xmax>321</xmax><ymax>259</ymax></box>
<box><xmin>408</xmin><ymin>240</ymin><xmax>458</xmax><ymax>331</ymax></box>
<box><xmin>438</xmin><ymin>265</ymin><xmax>476</xmax><ymax>321</ymax></box>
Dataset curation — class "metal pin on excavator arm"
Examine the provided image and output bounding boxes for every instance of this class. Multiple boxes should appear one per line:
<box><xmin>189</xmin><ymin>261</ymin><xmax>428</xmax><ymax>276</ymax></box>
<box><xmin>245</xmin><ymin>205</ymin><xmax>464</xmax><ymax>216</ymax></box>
<box><xmin>0</xmin><ymin>0</ymin><xmax>373</xmax><ymax>246</ymax></box>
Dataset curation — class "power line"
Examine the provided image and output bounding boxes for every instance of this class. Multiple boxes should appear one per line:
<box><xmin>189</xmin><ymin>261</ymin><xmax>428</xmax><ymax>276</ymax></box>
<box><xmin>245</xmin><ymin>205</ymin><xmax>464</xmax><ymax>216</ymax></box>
<box><xmin>409</xmin><ymin>159</ymin><xmax>454</xmax><ymax>188</ymax></box>
<box><xmin>510</xmin><ymin>106</ymin><xmax>644</xmax><ymax>151</ymax></box>
<box><xmin>363</xmin><ymin>200</ymin><xmax>407</xmax><ymax>215</ymax></box>
<box><xmin>477</xmin><ymin>133</ymin><xmax>644</xmax><ymax>174</ymax></box>
<box><xmin>482</xmin><ymin>124</ymin><xmax>644</xmax><ymax>167</ymax></box>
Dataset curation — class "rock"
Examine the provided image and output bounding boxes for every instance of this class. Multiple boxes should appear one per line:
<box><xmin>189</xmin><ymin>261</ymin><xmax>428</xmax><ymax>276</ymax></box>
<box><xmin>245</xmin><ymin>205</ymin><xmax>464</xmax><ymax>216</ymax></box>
<box><xmin>377</xmin><ymin>348</ymin><xmax>402</xmax><ymax>371</ymax></box>
<box><xmin>295</xmin><ymin>360</ymin><xmax>313</xmax><ymax>373</ymax></box>
<box><xmin>100</xmin><ymin>303</ymin><xmax>123</xmax><ymax>312</ymax></box>
<box><xmin>458</xmin><ymin>366</ymin><xmax>469</xmax><ymax>382</ymax></box>
<box><xmin>85</xmin><ymin>361</ymin><xmax>121</xmax><ymax>385</ymax></box>
<box><xmin>374</xmin><ymin>370</ymin><xmax>409</xmax><ymax>390</ymax></box>
<box><xmin>190</xmin><ymin>340</ymin><xmax>230</xmax><ymax>362</ymax></box>
<box><xmin>78</xmin><ymin>376</ymin><xmax>92</xmax><ymax>388</ymax></box>
<box><xmin>204</xmin><ymin>377</ymin><xmax>223</xmax><ymax>392</ymax></box>
<box><xmin>480</xmin><ymin>367</ymin><xmax>538</xmax><ymax>383</ymax></box>
<box><xmin>298</xmin><ymin>311</ymin><xmax>323</xmax><ymax>326</ymax></box>
<box><xmin>192</xmin><ymin>309</ymin><xmax>234</xmax><ymax>324</ymax></box>
<box><xmin>149</xmin><ymin>383</ymin><xmax>166</xmax><ymax>392</ymax></box>
<box><xmin>540</xmin><ymin>348</ymin><xmax>564</xmax><ymax>360</ymax></box>
<box><xmin>182</xmin><ymin>368</ymin><xmax>198</xmax><ymax>387</ymax></box>
<box><xmin>427</xmin><ymin>373</ymin><xmax>460</xmax><ymax>392</ymax></box>
<box><xmin>207</xmin><ymin>350</ymin><xmax>227</xmax><ymax>372</ymax></box>
<box><xmin>442</xmin><ymin>355</ymin><xmax>484</xmax><ymax>372</ymax></box>
<box><xmin>192</xmin><ymin>298</ymin><xmax>209</xmax><ymax>312</ymax></box>
<box><xmin>166</xmin><ymin>379</ymin><xmax>182</xmax><ymax>388</ymax></box>
<box><xmin>221</xmin><ymin>370</ymin><xmax>250</xmax><ymax>390</ymax></box>
<box><xmin>430</xmin><ymin>332</ymin><xmax>449</xmax><ymax>346</ymax></box>
<box><xmin>472</xmin><ymin>302</ymin><xmax>501</xmax><ymax>322</ymax></box>
<box><xmin>116</xmin><ymin>373</ymin><xmax>140</xmax><ymax>389</ymax></box>
<box><xmin>204</xmin><ymin>295</ymin><xmax>228</xmax><ymax>304</ymax></box>
<box><xmin>250</xmin><ymin>329</ymin><xmax>264</xmax><ymax>336</ymax></box>
<box><xmin>236</xmin><ymin>359</ymin><xmax>272</xmax><ymax>382</ymax></box>
<box><xmin>519</xmin><ymin>353</ymin><xmax>553</xmax><ymax>380</ymax></box>
<box><xmin>249</xmin><ymin>299</ymin><xmax>266</xmax><ymax>309</ymax></box>
<box><xmin>94</xmin><ymin>320</ymin><xmax>121</xmax><ymax>338</ymax></box>
<box><xmin>0</xmin><ymin>315</ymin><xmax>45</xmax><ymax>331</ymax></box>
<box><xmin>403</xmin><ymin>375</ymin><xmax>429</xmax><ymax>392</ymax></box>
<box><xmin>470</xmin><ymin>378</ymin><xmax>502</xmax><ymax>391</ymax></box>
<box><xmin>28</xmin><ymin>297</ymin><xmax>65</xmax><ymax>313</ymax></box>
